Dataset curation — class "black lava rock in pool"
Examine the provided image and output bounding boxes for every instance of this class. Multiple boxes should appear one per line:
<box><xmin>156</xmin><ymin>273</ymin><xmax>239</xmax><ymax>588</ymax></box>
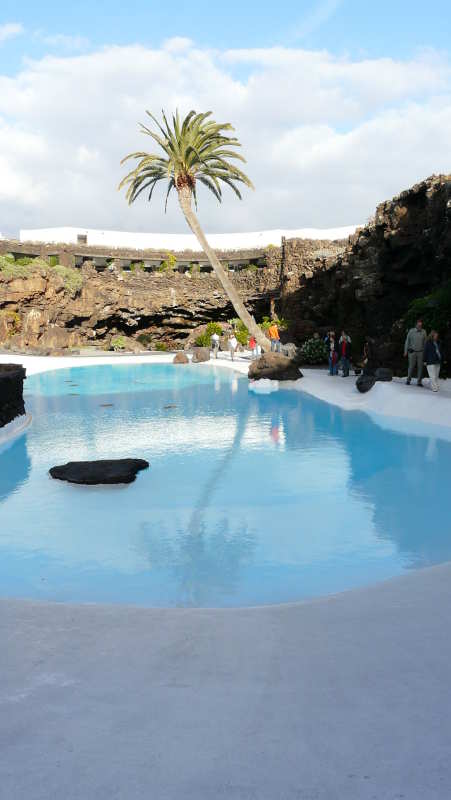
<box><xmin>49</xmin><ymin>459</ymin><xmax>149</xmax><ymax>485</ymax></box>
<box><xmin>356</xmin><ymin>374</ymin><xmax>376</xmax><ymax>393</ymax></box>
<box><xmin>375</xmin><ymin>367</ymin><xmax>393</xmax><ymax>382</ymax></box>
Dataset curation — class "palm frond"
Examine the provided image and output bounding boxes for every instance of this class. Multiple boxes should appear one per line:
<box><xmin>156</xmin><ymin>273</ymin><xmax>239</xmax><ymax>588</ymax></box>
<box><xmin>119</xmin><ymin>108</ymin><xmax>254</xmax><ymax>208</ymax></box>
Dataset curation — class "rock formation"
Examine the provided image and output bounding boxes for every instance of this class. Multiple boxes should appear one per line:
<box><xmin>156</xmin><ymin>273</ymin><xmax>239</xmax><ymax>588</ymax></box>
<box><xmin>280</xmin><ymin>174</ymin><xmax>451</xmax><ymax>372</ymax></box>
<box><xmin>0</xmin><ymin>238</ymin><xmax>344</xmax><ymax>354</ymax></box>
<box><xmin>248</xmin><ymin>353</ymin><xmax>303</xmax><ymax>381</ymax></box>
<box><xmin>0</xmin><ymin>364</ymin><xmax>26</xmax><ymax>427</ymax></box>
<box><xmin>49</xmin><ymin>458</ymin><xmax>149</xmax><ymax>485</ymax></box>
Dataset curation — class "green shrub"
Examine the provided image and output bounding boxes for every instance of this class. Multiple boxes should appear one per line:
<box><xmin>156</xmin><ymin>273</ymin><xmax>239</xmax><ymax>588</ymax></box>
<box><xmin>405</xmin><ymin>281</ymin><xmax>451</xmax><ymax>333</ymax></box>
<box><xmin>137</xmin><ymin>333</ymin><xmax>153</xmax><ymax>347</ymax></box>
<box><xmin>1</xmin><ymin>310</ymin><xmax>21</xmax><ymax>336</ymax></box>
<box><xmin>130</xmin><ymin>261</ymin><xmax>143</xmax><ymax>272</ymax></box>
<box><xmin>259</xmin><ymin>315</ymin><xmax>289</xmax><ymax>332</ymax></box>
<box><xmin>158</xmin><ymin>252</ymin><xmax>177</xmax><ymax>272</ymax></box>
<box><xmin>0</xmin><ymin>255</ymin><xmax>33</xmax><ymax>278</ymax></box>
<box><xmin>51</xmin><ymin>264</ymin><xmax>83</xmax><ymax>294</ymax></box>
<box><xmin>15</xmin><ymin>256</ymin><xmax>36</xmax><ymax>266</ymax></box>
<box><xmin>206</xmin><ymin>322</ymin><xmax>223</xmax><ymax>337</ymax></box>
<box><xmin>155</xmin><ymin>341</ymin><xmax>168</xmax><ymax>351</ymax></box>
<box><xmin>299</xmin><ymin>336</ymin><xmax>328</xmax><ymax>364</ymax></box>
<box><xmin>194</xmin><ymin>333</ymin><xmax>209</xmax><ymax>346</ymax></box>
<box><xmin>111</xmin><ymin>335</ymin><xmax>128</xmax><ymax>351</ymax></box>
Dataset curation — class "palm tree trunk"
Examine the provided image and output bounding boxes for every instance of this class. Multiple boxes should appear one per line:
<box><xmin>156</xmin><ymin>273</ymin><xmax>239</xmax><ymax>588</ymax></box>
<box><xmin>178</xmin><ymin>187</ymin><xmax>270</xmax><ymax>352</ymax></box>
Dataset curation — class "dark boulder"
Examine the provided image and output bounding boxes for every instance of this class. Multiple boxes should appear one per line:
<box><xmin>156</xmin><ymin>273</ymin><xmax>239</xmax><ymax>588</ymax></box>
<box><xmin>49</xmin><ymin>458</ymin><xmax>149</xmax><ymax>485</ymax></box>
<box><xmin>356</xmin><ymin>374</ymin><xmax>376</xmax><ymax>393</ymax></box>
<box><xmin>375</xmin><ymin>367</ymin><xmax>393</xmax><ymax>382</ymax></box>
<box><xmin>0</xmin><ymin>364</ymin><xmax>26</xmax><ymax>428</ymax></box>
<box><xmin>192</xmin><ymin>347</ymin><xmax>210</xmax><ymax>363</ymax></box>
<box><xmin>173</xmin><ymin>351</ymin><xmax>189</xmax><ymax>364</ymax></box>
<box><xmin>249</xmin><ymin>352</ymin><xmax>303</xmax><ymax>381</ymax></box>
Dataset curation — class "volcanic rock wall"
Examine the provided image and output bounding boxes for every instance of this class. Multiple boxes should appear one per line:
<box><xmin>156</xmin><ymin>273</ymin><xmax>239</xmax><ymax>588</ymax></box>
<box><xmin>280</xmin><ymin>174</ymin><xmax>451</xmax><ymax>367</ymax></box>
<box><xmin>0</xmin><ymin>258</ymin><xmax>279</xmax><ymax>351</ymax></box>
<box><xmin>0</xmin><ymin>239</ymin><xmax>345</xmax><ymax>352</ymax></box>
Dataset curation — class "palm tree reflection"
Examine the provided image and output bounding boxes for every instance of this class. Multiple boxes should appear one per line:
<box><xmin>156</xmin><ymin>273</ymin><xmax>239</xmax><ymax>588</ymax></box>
<box><xmin>138</xmin><ymin>390</ymin><xmax>256</xmax><ymax>606</ymax></box>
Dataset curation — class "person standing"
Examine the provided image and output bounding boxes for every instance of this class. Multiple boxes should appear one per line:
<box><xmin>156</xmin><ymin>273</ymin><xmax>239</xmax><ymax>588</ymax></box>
<box><xmin>362</xmin><ymin>336</ymin><xmax>376</xmax><ymax>376</ymax></box>
<box><xmin>248</xmin><ymin>335</ymin><xmax>257</xmax><ymax>359</ymax></box>
<box><xmin>211</xmin><ymin>331</ymin><xmax>220</xmax><ymax>358</ymax></box>
<box><xmin>228</xmin><ymin>333</ymin><xmax>238</xmax><ymax>361</ymax></box>
<box><xmin>338</xmin><ymin>331</ymin><xmax>352</xmax><ymax>377</ymax></box>
<box><xmin>424</xmin><ymin>330</ymin><xmax>442</xmax><ymax>392</ymax></box>
<box><xmin>324</xmin><ymin>331</ymin><xmax>338</xmax><ymax>376</ymax></box>
<box><xmin>268</xmin><ymin>321</ymin><xmax>281</xmax><ymax>353</ymax></box>
<box><xmin>404</xmin><ymin>319</ymin><xmax>427</xmax><ymax>385</ymax></box>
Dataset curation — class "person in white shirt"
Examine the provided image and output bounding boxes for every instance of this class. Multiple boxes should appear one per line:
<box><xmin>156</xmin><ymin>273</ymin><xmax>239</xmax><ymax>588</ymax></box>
<box><xmin>211</xmin><ymin>332</ymin><xmax>220</xmax><ymax>358</ymax></box>
<box><xmin>228</xmin><ymin>334</ymin><xmax>238</xmax><ymax>361</ymax></box>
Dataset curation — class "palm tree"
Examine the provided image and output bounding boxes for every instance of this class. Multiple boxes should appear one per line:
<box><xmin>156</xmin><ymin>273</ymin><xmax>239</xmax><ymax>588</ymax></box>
<box><xmin>119</xmin><ymin>109</ymin><xmax>269</xmax><ymax>352</ymax></box>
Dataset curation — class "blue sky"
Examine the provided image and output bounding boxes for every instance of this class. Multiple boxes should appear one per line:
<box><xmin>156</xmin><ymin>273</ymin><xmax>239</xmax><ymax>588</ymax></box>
<box><xmin>0</xmin><ymin>1</ymin><xmax>450</xmax><ymax>235</ymax></box>
<box><xmin>1</xmin><ymin>0</ymin><xmax>450</xmax><ymax>72</ymax></box>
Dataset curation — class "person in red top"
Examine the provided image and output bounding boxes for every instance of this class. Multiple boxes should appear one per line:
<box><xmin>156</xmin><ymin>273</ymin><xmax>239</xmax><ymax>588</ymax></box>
<box><xmin>248</xmin><ymin>335</ymin><xmax>257</xmax><ymax>359</ymax></box>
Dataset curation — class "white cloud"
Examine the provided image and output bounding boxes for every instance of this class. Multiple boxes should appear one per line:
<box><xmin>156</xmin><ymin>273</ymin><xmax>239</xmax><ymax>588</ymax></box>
<box><xmin>0</xmin><ymin>42</ymin><xmax>450</xmax><ymax>236</ymax></box>
<box><xmin>0</xmin><ymin>22</ymin><xmax>23</xmax><ymax>44</ymax></box>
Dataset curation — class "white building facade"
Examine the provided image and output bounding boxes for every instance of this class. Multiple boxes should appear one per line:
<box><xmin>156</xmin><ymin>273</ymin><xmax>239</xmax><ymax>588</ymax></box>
<box><xmin>19</xmin><ymin>225</ymin><xmax>358</xmax><ymax>251</ymax></box>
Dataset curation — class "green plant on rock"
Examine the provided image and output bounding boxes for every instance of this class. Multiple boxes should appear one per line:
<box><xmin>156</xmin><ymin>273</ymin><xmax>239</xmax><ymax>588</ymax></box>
<box><xmin>50</xmin><ymin>264</ymin><xmax>83</xmax><ymax>295</ymax></box>
<box><xmin>15</xmin><ymin>256</ymin><xmax>36</xmax><ymax>266</ymax></box>
<box><xmin>137</xmin><ymin>332</ymin><xmax>153</xmax><ymax>347</ymax></box>
<box><xmin>196</xmin><ymin>333</ymin><xmax>212</xmax><ymax>347</ymax></box>
<box><xmin>299</xmin><ymin>336</ymin><xmax>328</xmax><ymax>365</ymax></box>
<box><xmin>111</xmin><ymin>335</ymin><xmax>128</xmax><ymax>351</ymax></box>
<box><xmin>206</xmin><ymin>322</ymin><xmax>223</xmax><ymax>337</ymax></box>
<box><xmin>2</xmin><ymin>310</ymin><xmax>21</xmax><ymax>336</ymax></box>
<box><xmin>259</xmin><ymin>315</ymin><xmax>289</xmax><ymax>332</ymax></box>
<box><xmin>0</xmin><ymin>254</ymin><xmax>35</xmax><ymax>278</ymax></box>
<box><xmin>155</xmin><ymin>341</ymin><xmax>168</xmax><ymax>351</ymax></box>
<box><xmin>195</xmin><ymin>321</ymin><xmax>224</xmax><ymax>347</ymax></box>
<box><xmin>405</xmin><ymin>281</ymin><xmax>451</xmax><ymax>333</ymax></box>
<box><xmin>158</xmin><ymin>252</ymin><xmax>177</xmax><ymax>272</ymax></box>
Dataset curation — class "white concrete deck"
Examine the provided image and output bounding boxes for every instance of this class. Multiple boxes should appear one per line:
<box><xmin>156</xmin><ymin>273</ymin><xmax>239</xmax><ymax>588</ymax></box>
<box><xmin>1</xmin><ymin>352</ymin><xmax>451</xmax><ymax>799</ymax></box>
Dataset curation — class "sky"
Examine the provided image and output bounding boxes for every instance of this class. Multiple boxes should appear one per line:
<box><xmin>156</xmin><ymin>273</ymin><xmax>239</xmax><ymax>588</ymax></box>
<box><xmin>0</xmin><ymin>0</ymin><xmax>450</xmax><ymax>237</ymax></box>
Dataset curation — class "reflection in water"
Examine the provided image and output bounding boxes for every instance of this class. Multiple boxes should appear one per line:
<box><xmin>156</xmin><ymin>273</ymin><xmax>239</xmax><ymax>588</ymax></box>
<box><xmin>0</xmin><ymin>362</ymin><xmax>450</xmax><ymax>607</ymax></box>
<box><xmin>0</xmin><ymin>435</ymin><xmax>31</xmax><ymax>503</ymax></box>
<box><xmin>139</xmin><ymin>396</ymin><xmax>254</xmax><ymax>606</ymax></box>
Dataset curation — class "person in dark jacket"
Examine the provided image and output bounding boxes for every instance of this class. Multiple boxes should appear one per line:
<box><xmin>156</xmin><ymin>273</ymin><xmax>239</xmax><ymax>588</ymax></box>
<box><xmin>424</xmin><ymin>330</ymin><xmax>442</xmax><ymax>392</ymax></box>
<box><xmin>338</xmin><ymin>331</ymin><xmax>352</xmax><ymax>377</ymax></box>
<box><xmin>362</xmin><ymin>337</ymin><xmax>376</xmax><ymax>376</ymax></box>
<box><xmin>324</xmin><ymin>330</ymin><xmax>338</xmax><ymax>375</ymax></box>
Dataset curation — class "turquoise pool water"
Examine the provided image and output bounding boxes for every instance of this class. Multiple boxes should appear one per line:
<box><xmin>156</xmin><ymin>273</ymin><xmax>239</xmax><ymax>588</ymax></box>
<box><xmin>1</xmin><ymin>363</ymin><xmax>450</xmax><ymax>607</ymax></box>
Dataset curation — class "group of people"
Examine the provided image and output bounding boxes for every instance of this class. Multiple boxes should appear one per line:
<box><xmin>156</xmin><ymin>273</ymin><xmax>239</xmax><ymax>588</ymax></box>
<box><xmin>404</xmin><ymin>319</ymin><xmax>443</xmax><ymax>392</ymax></box>
<box><xmin>324</xmin><ymin>318</ymin><xmax>444</xmax><ymax>392</ymax></box>
<box><xmin>324</xmin><ymin>330</ymin><xmax>353</xmax><ymax>377</ymax></box>
<box><xmin>210</xmin><ymin>321</ymin><xmax>281</xmax><ymax>362</ymax></box>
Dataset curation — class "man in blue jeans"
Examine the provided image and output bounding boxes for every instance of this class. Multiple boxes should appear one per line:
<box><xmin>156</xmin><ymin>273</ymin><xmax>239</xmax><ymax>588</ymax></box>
<box><xmin>268</xmin><ymin>322</ymin><xmax>281</xmax><ymax>352</ymax></box>
<box><xmin>324</xmin><ymin>331</ymin><xmax>338</xmax><ymax>375</ymax></box>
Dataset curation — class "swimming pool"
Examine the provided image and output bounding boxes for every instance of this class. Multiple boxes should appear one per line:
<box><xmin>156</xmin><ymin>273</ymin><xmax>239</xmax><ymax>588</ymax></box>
<box><xmin>1</xmin><ymin>362</ymin><xmax>450</xmax><ymax>607</ymax></box>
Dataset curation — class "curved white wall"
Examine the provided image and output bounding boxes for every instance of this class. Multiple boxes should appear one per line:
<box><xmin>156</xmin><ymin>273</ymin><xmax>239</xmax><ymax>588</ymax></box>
<box><xmin>20</xmin><ymin>225</ymin><xmax>358</xmax><ymax>250</ymax></box>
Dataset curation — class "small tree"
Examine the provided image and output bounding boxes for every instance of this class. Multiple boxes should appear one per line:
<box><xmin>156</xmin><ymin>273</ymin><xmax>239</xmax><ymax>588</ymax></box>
<box><xmin>119</xmin><ymin>109</ymin><xmax>269</xmax><ymax>351</ymax></box>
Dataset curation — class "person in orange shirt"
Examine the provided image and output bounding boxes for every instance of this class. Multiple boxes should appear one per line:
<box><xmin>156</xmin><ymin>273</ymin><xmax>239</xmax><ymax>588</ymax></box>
<box><xmin>268</xmin><ymin>322</ymin><xmax>281</xmax><ymax>353</ymax></box>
